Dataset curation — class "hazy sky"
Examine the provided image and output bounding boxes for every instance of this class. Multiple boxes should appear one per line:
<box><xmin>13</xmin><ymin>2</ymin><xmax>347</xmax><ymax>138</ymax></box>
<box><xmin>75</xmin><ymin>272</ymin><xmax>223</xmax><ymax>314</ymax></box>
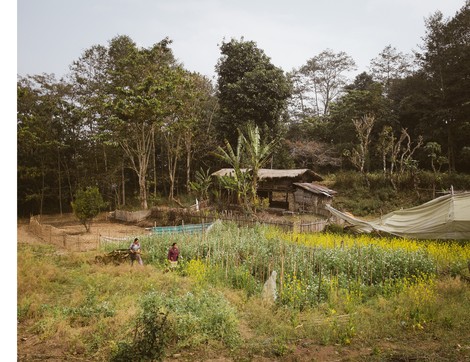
<box><xmin>17</xmin><ymin>0</ymin><xmax>466</xmax><ymax>80</ymax></box>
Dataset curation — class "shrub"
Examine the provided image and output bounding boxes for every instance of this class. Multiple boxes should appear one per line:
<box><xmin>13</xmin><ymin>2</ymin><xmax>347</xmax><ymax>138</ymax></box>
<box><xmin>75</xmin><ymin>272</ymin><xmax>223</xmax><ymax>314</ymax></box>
<box><xmin>71</xmin><ymin>186</ymin><xmax>108</xmax><ymax>232</ymax></box>
<box><xmin>112</xmin><ymin>294</ymin><xmax>170</xmax><ymax>361</ymax></box>
<box><xmin>113</xmin><ymin>289</ymin><xmax>241</xmax><ymax>358</ymax></box>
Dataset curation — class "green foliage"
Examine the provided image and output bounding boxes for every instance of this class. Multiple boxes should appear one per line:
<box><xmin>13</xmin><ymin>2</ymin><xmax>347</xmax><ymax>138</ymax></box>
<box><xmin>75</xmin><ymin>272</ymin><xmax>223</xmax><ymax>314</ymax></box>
<box><xmin>121</xmin><ymin>290</ymin><xmax>241</xmax><ymax>351</ymax></box>
<box><xmin>213</xmin><ymin>136</ymin><xmax>252</xmax><ymax>208</ymax></box>
<box><xmin>216</xmin><ymin>38</ymin><xmax>292</xmax><ymax>145</ymax></box>
<box><xmin>253</xmin><ymin>197</ymin><xmax>270</xmax><ymax>212</ymax></box>
<box><xmin>327</xmin><ymin>170</ymin><xmax>470</xmax><ymax>216</ymax></box>
<box><xmin>214</xmin><ymin>124</ymin><xmax>279</xmax><ymax>212</ymax></box>
<box><xmin>227</xmin><ymin>265</ymin><xmax>261</xmax><ymax>297</ymax></box>
<box><xmin>189</xmin><ymin>168</ymin><xmax>213</xmax><ymax>201</ymax></box>
<box><xmin>137</xmin><ymin>223</ymin><xmax>440</xmax><ymax>311</ymax></box>
<box><xmin>240</xmin><ymin>123</ymin><xmax>280</xmax><ymax>208</ymax></box>
<box><xmin>112</xmin><ymin>294</ymin><xmax>170</xmax><ymax>362</ymax></box>
<box><xmin>71</xmin><ymin>186</ymin><xmax>107</xmax><ymax>232</ymax></box>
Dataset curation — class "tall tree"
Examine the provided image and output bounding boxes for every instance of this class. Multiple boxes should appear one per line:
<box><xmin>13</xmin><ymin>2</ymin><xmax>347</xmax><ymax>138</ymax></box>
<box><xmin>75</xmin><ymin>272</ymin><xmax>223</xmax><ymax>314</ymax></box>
<box><xmin>328</xmin><ymin>73</ymin><xmax>391</xmax><ymax>158</ymax></box>
<box><xmin>369</xmin><ymin>45</ymin><xmax>414</xmax><ymax>94</ymax></box>
<box><xmin>348</xmin><ymin>114</ymin><xmax>376</xmax><ymax>176</ymax></box>
<box><xmin>298</xmin><ymin>49</ymin><xmax>356</xmax><ymax>116</ymax></box>
<box><xmin>215</xmin><ymin>38</ymin><xmax>292</xmax><ymax>145</ymax></box>
<box><xmin>17</xmin><ymin>74</ymin><xmax>78</xmax><ymax>215</ymax></box>
<box><xmin>104</xmin><ymin>36</ymin><xmax>181</xmax><ymax>209</ymax></box>
<box><xmin>287</xmin><ymin>68</ymin><xmax>316</xmax><ymax>123</ymax></box>
<box><xmin>179</xmin><ymin>72</ymin><xmax>217</xmax><ymax>194</ymax></box>
<box><xmin>69</xmin><ymin>44</ymin><xmax>123</xmax><ymax>207</ymax></box>
<box><xmin>416</xmin><ymin>2</ymin><xmax>470</xmax><ymax>171</ymax></box>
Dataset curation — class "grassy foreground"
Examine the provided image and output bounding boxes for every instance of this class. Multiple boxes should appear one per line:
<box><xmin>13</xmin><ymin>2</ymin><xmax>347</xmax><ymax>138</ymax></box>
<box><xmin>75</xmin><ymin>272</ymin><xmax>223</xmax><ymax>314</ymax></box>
<box><xmin>18</xmin><ymin>223</ymin><xmax>470</xmax><ymax>361</ymax></box>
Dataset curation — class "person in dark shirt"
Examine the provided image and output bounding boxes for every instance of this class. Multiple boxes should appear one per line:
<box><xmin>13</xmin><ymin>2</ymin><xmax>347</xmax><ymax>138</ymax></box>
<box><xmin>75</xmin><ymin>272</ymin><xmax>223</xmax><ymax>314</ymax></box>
<box><xmin>167</xmin><ymin>242</ymin><xmax>179</xmax><ymax>269</ymax></box>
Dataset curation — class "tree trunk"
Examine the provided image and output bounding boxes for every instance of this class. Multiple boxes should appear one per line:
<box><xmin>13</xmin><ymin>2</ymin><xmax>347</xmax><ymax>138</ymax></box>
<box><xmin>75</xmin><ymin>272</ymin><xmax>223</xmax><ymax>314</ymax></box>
<box><xmin>57</xmin><ymin>148</ymin><xmax>62</xmax><ymax>216</ymax></box>
<box><xmin>165</xmin><ymin>131</ymin><xmax>182</xmax><ymax>201</ymax></box>
<box><xmin>153</xmin><ymin>129</ymin><xmax>157</xmax><ymax>197</ymax></box>
<box><xmin>119</xmin><ymin>121</ymin><xmax>155</xmax><ymax>210</ymax></box>
<box><xmin>121</xmin><ymin>161</ymin><xmax>126</xmax><ymax>207</ymax></box>
<box><xmin>185</xmin><ymin>133</ymin><xmax>192</xmax><ymax>193</ymax></box>
<box><xmin>448</xmin><ymin>123</ymin><xmax>455</xmax><ymax>172</ymax></box>
<box><xmin>40</xmin><ymin>160</ymin><xmax>45</xmax><ymax>216</ymax></box>
<box><xmin>139</xmin><ymin>172</ymin><xmax>148</xmax><ymax>209</ymax></box>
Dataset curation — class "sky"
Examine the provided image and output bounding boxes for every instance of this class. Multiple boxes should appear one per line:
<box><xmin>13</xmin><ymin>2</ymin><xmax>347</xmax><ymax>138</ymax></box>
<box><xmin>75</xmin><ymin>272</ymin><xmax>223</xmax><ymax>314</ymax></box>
<box><xmin>17</xmin><ymin>0</ymin><xmax>466</xmax><ymax>81</ymax></box>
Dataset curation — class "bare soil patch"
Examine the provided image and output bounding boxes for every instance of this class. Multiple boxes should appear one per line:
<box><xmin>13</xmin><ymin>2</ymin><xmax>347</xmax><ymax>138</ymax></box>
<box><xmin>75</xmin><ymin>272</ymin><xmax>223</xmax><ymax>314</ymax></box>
<box><xmin>17</xmin><ymin>213</ymin><xmax>149</xmax><ymax>248</ymax></box>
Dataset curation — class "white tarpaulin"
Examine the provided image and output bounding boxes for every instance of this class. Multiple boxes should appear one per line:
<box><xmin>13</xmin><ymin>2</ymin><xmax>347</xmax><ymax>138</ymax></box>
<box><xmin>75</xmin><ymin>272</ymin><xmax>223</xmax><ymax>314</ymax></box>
<box><xmin>326</xmin><ymin>192</ymin><xmax>470</xmax><ymax>240</ymax></box>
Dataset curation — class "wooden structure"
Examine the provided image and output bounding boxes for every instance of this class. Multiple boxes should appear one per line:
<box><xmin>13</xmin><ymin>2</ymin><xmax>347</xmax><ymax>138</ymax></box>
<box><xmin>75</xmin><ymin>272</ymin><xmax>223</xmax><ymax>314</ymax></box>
<box><xmin>95</xmin><ymin>249</ymin><xmax>131</xmax><ymax>265</ymax></box>
<box><xmin>212</xmin><ymin>168</ymin><xmax>332</xmax><ymax>213</ymax></box>
<box><xmin>293</xmin><ymin>183</ymin><xmax>336</xmax><ymax>217</ymax></box>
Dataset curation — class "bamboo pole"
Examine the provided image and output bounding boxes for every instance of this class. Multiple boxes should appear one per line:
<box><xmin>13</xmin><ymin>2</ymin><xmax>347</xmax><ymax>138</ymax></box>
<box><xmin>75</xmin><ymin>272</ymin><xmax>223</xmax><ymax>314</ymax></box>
<box><xmin>317</xmin><ymin>264</ymin><xmax>322</xmax><ymax>303</ymax></box>
<box><xmin>280</xmin><ymin>243</ymin><xmax>285</xmax><ymax>297</ymax></box>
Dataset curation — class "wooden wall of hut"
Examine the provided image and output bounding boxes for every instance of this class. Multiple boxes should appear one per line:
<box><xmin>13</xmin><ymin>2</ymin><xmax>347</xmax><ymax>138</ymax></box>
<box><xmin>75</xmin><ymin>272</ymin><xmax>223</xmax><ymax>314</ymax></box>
<box><xmin>293</xmin><ymin>189</ymin><xmax>332</xmax><ymax>217</ymax></box>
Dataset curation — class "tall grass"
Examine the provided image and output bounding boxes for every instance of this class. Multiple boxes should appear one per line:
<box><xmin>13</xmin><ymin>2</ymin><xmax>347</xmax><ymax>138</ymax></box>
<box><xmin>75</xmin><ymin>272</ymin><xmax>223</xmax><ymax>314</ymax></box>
<box><xmin>100</xmin><ymin>223</ymin><xmax>469</xmax><ymax>311</ymax></box>
<box><xmin>18</xmin><ymin>242</ymin><xmax>240</xmax><ymax>360</ymax></box>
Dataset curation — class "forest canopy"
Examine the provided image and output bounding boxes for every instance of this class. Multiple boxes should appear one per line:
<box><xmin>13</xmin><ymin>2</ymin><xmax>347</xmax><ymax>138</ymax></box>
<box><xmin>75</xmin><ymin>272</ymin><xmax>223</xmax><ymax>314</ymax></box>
<box><xmin>17</xmin><ymin>2</ymin><xmax>470</xmax><ymax>216</ymax></box>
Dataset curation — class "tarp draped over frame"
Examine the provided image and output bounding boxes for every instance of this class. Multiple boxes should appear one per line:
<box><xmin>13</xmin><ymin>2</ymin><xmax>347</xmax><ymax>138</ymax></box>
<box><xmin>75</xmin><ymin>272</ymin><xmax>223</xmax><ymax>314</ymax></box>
<box><xmin>326</xmin><ymin>192</ymin><xmax>470</xmax><ymax>240</ymax></box>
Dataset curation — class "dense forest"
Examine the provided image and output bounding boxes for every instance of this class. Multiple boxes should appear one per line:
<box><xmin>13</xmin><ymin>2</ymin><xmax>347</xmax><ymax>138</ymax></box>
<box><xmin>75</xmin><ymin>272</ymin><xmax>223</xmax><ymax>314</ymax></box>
<box><xmin>17</xmin><ymin>2</ymin><xmax>470</xmax><ymax>216</ymax></box>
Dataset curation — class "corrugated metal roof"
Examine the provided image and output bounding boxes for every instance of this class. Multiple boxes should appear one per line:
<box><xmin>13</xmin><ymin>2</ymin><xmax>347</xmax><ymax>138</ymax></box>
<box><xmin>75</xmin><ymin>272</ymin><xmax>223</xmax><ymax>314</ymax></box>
<box><xmin>212</xmin><ymin>168</ymin><xmax>323</xmax><ymax>181</ymax></box>
<box><xmin>293</xmin><ymin>182</ymin><xmax>336</xmax><ymax>197</ymax></box>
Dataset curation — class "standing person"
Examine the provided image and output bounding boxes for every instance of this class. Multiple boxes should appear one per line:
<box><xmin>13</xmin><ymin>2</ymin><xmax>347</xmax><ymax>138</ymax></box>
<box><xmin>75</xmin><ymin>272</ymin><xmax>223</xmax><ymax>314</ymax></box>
<box><xmin>129</xmin><ymin>238</ymin><xmax>143</xmax><ymax>266</ymax></box>
<box><xmin>167</xmin><ymin>242</ymin><xmax>179</xmax><ymax>269</ymax></box>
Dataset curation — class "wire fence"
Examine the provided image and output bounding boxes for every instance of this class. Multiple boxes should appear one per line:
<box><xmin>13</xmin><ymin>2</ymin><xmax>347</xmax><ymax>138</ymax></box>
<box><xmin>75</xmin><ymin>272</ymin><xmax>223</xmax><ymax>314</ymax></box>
<box><xmin>137</xmin><ymin>207</ymin><xmax>331</xmax><ymax>233</ymax></box>
<box><xmin>29</xmin><ymin>216</ymin><xmax>99</xmax><ymax>251</ymax></box>
<box><xmin>28</xmin><ymin>209</ymin><xmax>332</xmax><ymax>251</ymax></box>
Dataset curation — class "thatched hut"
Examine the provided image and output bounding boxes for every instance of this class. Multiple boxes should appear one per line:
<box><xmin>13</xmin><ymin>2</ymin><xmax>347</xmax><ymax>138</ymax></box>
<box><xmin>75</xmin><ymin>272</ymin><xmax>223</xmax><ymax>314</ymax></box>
<box><xmin>211</xmin><ymin>168</ymin><xmax>331</xmax><ymax>213</ymax></box>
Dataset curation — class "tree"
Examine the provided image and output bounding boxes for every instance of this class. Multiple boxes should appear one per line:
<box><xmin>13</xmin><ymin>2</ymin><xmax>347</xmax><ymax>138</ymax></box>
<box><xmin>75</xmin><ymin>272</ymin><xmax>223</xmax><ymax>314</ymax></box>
<box><xmin>162</xmin><ymin>70</ymin><xmax>216</xmax><ymax>199</ymax></box>
<box><xmin>180</xmin><ymin>72</ymin><xmax>217</xmax><ymax>193</ymax></box>
<box><xmin>328</xmin><ymin>73</ymin><xmax>391</xmax><ymax>154</ymax></box>
<box><xmin>215</xmin><ymin>38</ymin><xmax>292</xmax><ymax>145</ymax></box>
<box><xmin>69</xmin><ymin>43</ymin><xmax>124</xmax><ymax>208</ymax></box>
<box><xmin>424</xmin><ymin>142</ymin><xmax>445</xmax><ymax>173</ymax></box>
<box><xmin>189</xmin><ymin>168</ymin><xmax>213</xmax><ymax>201</ymax></box>
<box><xmin>298</xmin><ymin>49</ymin><xmax>357</xmax><ymax>116</ymax></box>
<box><xmin>369</xmin><ymin>45</ymin><xmax>414</xmax><ymax>94</ymax></box>
<box><xmin>416</xmin><ymin>2</ymin><xmax>470</xmax><ymax>171</ymax></box>
<box><xmin>105</xmin><ymin>36</ymin><xmax>181</xmax><ymax>209</ymax></box>
<box><xmin>376</xmin><ymin>126</ymin><xmax>394</xmax><ymax>175</ymax></box>
<box><xmin>239</xmin><ymin>124</ymin><xmax>279</xmax><ymax>207</ymax></box>
<box><xmin>213</xmin><ymin>124</ymin><xmax>279</xmax><ymax>212</ymax></box>
<box><xmin>285</xmin><ymin>139</ymin><xmax>341</xmax><ymax>170</ymax></box>
<box><xmin>71</xmin><ymin>186</ymin><xmax>107</xmax><ymax>232</ymax></box>
<box><xmin>214</xmin><ymin>136</ymin><xmax>251</xmax><ymax>209</ymax></box>
<box><xmin>349</xmin><ymin>114</ymin><xmax>376</xmax><ymax>176</ymax></box>
<box><xmin>17</xmin><ymin>74</ymin><xmax>78</xmax><ymax>216</ymax></box>
<box><xmin>287</xmin><ymin>68</ymin><xmax>316</xmax><ymax>123</ymax></box>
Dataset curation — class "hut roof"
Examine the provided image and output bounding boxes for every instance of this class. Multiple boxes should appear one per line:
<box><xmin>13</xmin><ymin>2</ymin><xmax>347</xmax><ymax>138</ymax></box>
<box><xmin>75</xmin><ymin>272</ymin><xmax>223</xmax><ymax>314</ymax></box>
<box><xmin>293</xmin><ymin>183</ymin><xmax>337</xmax><ymax>197</ymax></box>
<box><xmin>212</xmin><ymin>168</ymin><xmax>323</xmax><ymax>181</ymax></box>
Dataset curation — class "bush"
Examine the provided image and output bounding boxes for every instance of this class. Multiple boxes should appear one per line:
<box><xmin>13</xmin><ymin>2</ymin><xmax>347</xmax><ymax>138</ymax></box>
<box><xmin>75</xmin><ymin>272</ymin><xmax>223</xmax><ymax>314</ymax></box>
<box><xmin>112</xmin><ymin>295</ymin><xmax>170</xmax><ymax>362</ymax></box>
<box><xmin>71</xmin><ymin>186</ymin><xmax>108</xmax><ymax>232</ymax></box>
<box><xmin>113</xmin><ymin>289</ymin><xmax>241</xmax><ymax>358</ymax></box>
